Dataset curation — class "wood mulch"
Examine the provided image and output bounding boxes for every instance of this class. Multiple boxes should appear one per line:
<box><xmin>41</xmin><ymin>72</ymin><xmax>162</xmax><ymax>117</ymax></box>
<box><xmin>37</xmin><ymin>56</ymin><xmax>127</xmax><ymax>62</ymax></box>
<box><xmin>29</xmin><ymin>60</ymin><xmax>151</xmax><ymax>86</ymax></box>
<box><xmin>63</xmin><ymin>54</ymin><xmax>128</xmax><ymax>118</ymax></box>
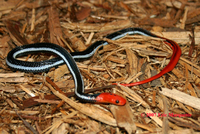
<box><xmin>0</xmin><ymin>0</ymin><xmax>200</xmax><ymax>134</ymax></box>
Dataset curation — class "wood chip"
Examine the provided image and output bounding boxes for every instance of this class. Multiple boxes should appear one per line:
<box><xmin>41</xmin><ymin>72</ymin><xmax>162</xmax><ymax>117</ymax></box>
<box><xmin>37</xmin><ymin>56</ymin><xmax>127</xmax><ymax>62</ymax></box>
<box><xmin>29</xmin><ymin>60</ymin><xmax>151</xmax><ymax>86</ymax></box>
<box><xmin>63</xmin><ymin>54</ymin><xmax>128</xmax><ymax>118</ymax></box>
<box><xmin>160</xmin><ymin>88</ymin><xmax>200</xmax><ymax>110</ymax></box>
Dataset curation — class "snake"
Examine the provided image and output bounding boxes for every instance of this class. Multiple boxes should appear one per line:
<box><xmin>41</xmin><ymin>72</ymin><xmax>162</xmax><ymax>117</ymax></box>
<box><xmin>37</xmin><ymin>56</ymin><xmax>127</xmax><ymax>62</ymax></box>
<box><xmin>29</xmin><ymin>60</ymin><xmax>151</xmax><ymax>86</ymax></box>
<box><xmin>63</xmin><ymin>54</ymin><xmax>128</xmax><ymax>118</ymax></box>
<box><xmin>6</xmin><ymin>28</ymin><xmax>181</xmax><ymax>105</ymax></box>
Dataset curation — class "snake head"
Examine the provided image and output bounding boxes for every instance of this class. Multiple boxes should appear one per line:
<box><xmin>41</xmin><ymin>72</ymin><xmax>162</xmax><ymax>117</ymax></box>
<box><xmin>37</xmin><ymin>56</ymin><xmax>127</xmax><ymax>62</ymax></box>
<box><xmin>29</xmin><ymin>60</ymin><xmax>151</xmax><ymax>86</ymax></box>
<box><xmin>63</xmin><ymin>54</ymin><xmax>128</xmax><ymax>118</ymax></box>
<box><xmin>95</xmin><ymin>93</ymin><xmax>126</xmax><ymax>105</ymax></box>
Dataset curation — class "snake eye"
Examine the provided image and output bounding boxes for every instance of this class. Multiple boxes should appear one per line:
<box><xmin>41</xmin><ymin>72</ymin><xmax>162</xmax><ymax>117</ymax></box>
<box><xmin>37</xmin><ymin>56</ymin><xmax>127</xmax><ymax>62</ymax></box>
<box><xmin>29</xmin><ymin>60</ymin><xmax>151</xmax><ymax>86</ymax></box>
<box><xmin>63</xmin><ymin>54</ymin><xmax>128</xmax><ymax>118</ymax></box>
<box><xmin>115</xmin><ymin>100</ymin><xmax>119</xmax><ymax>104</ymax></box>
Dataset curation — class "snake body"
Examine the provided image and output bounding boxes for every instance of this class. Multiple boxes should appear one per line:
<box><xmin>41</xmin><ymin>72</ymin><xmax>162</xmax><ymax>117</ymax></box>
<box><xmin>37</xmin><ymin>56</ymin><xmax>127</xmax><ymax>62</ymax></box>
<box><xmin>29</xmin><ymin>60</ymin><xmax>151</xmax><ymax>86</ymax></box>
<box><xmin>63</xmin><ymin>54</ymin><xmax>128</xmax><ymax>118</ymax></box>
<box><xmin>6</xmin><ymin>28</ymin><xmax>181</xmax><ymax>105</ymax></box>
